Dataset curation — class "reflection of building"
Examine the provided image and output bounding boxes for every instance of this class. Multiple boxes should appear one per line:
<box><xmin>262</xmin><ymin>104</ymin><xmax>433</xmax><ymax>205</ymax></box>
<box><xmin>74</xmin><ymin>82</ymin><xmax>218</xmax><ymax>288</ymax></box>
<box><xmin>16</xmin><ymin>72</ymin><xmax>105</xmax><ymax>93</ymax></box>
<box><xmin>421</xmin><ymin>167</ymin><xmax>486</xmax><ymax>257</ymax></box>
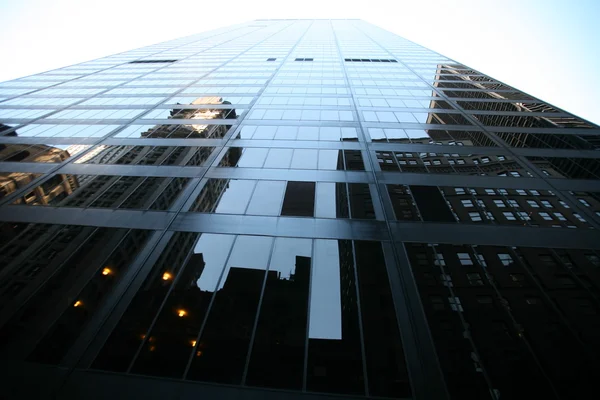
<box><xmin>142</xmin><ymin>97</ymin><xmax>236</xmax><ymax>139</ymax></box>
<box><xmin>432</xmin><ymin>64</ymin><xmax>593</xmax><ymax>129</ymax></box>
<box><xmin>2</xmin><ymin>19</ymin><xmax>600</xmax><ymax>400</ymax></box>
<box><xmin>0</xmin><ymin>140</ymin><xmax>77</xmax><ymax>203</ymax></box>
<box><xmin>406</xmin><ymin>243</ymin><xmax>600</xmax><ymax>399</ymax></box>
<box><xmin>0</xmin><ymin>124</ymin><xmax>77</xmax><ymax>201</ymax></box>
<box><xmin>11</xmin><ymin>98</ymin><xmax>240</xmax><ymax>210</ymax></box>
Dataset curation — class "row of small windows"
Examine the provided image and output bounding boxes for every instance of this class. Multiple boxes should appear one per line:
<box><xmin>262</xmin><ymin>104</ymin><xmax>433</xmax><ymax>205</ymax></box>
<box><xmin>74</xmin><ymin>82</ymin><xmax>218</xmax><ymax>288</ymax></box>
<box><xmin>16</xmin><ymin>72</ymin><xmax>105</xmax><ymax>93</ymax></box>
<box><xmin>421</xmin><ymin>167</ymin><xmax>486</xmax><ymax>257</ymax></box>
<box><xmin>344</xmin><ymin>58</ymin><xmax>398</xmax><ymax>63</ymax></box>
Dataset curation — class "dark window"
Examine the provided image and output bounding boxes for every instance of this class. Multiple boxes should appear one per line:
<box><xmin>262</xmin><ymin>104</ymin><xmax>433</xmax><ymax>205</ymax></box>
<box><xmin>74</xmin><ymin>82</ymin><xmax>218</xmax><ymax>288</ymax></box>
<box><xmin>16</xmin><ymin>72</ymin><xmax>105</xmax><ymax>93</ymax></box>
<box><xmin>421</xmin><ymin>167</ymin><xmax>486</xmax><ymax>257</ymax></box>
<box><xmin>355</xmin><ymin>241</ymin><xmax>411</xmax><ymax>397</ymax></box>
<box><xmin>266</xmin><ymin>58</ymin><xmax>276</xmax><ymax>61</ymax></box>
<box><xmin>344</xmin><ymin>58</ymin><xmax>398</xmax><ymax>63</ymax></box>
<box><xmin>245</xmin><ymin>238</ymin><xmax>311</xmax><ymax>390</ymax></box>
<box><xmin>281</xmin><ymin>181</ymin><xmax>315</xmax><ymax>217</ymax></box>
<box><xmin>525</xmin><ymin>297</ymin><xmax>541</xmax><ymax>305</ymax></box>
<box><xmin>306</xmin><ymin>240</ymin><xmax>363</xmax><ymax>395</ymax></box>
<box><xmin>467</xmin><ymin>273</ymin><xmax>484</xmax><ymax>286</ymax></box>
<box><xmin>585</xmin><ymin>254</ymin><xmax>600</xmax><ymax>266</ymax></box>
<box><xmin>431</xmin><ymin>296</ymin><xmax>445</xmax><ymax>310</ymax></box>
<box><xmin>555</xmin><ymin>275</ymin><xmax>576</xmax><ymax>287</ymax></box>
<box><xmin>295</xmin><ymin>58</ymin><xmax>313</xmax><ymax>61</ymax></box>
<box><xmin>128</xmin><ymin>59</ymin><xmax>177</xmax><ymax>64</ymax></box>
<box><xmin>186</xmin><ymin>236</ymin><xmax>272</xmax><ymax>384</ymax></box>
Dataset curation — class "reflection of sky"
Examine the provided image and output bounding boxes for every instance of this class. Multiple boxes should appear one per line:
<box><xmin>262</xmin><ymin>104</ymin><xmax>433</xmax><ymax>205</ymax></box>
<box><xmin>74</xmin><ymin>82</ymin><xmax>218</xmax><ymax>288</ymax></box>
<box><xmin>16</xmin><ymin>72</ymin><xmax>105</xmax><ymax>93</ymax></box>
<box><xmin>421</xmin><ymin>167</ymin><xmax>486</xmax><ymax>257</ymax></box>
<box><xmin>194</xmin><ymin>234</ymin><xmax>342</xmax><ymax>340</ymax></box>
<box><xmin>195</xmin><ymin>233</ymin><xmax>236</xmax><ymax>292</ymax></box>
<box><xmin>309</xmin><ymin>239</ymin><xmax>342</xmax><ymax>340</ymax></box>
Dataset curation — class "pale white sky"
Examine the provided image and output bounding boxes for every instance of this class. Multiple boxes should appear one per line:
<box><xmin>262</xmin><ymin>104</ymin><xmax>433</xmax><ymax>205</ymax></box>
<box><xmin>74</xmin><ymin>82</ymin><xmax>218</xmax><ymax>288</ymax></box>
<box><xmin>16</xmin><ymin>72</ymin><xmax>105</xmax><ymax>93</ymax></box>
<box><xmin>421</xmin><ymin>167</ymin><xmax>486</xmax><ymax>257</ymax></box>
<box><xmin>1</xmin><ymin>0</ymin><xmax>599</xmax><ymax>125</ymax></box>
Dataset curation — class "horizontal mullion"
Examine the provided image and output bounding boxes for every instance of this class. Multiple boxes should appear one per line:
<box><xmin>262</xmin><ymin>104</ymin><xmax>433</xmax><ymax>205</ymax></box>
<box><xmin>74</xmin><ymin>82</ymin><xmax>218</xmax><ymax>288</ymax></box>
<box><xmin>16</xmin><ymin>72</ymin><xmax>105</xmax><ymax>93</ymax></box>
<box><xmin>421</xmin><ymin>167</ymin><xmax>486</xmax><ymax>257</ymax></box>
<box><xmin>58</xmin><ymin>163</ymin><xmax>208</xmax><ymax>178</ymax></box>
<box><xmin>229</xmin><ymin>138</ymin><xmax>364</xmax><ymax>150</ymax></box>
<box><xmin>206</xmin><ymin>166</ymin><xmax>373</xmax><ymax>183</ymax></box>
<box><xmin>0</xmin><ymin>205</ymin><xmax>173</xmax><ymax>230</ymax></box>
<box><xmin>102</xmin><ymin>137</ymin><xmax>226</xmax><ymax>147</ymax></box>
<box><xmin>391</xmin><ymin>222</ymin><xmax>600</xmax><ymax>250</ymax></box>
<box><xmin>170</xmin><ymin>212</ymin><xmax>391</xmax><ymax>240</ymax></box>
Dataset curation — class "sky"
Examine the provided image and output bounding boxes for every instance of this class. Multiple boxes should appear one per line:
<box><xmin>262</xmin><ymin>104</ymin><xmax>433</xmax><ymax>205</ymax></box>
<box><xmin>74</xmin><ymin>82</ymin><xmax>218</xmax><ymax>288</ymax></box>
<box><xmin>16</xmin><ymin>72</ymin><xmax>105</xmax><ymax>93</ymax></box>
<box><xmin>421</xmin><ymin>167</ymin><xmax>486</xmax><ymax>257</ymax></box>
<box><xmin>1</xmin><ymin>0</ymin><xmax>599</xmax><ymax>125</ymax></box>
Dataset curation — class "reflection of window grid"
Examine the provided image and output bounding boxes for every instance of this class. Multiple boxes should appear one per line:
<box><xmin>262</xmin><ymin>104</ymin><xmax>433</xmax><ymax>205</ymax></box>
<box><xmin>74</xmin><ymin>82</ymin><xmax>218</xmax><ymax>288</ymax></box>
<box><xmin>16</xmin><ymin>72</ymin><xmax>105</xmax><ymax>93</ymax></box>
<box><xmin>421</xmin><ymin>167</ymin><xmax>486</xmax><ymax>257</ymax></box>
<box><xmin>498</xmin><ymin>253</ymin><xmax>513</xmax><ymax>266</ymax></box>
<box><xmin>457</xmin><ymin>253</ymin><xmax>473</xmax><ymax>265</ymax></box>
<box><xmin>448</xmin><ymin>297</ymin><xmax>463</xmax><ymax>312</ymax></box>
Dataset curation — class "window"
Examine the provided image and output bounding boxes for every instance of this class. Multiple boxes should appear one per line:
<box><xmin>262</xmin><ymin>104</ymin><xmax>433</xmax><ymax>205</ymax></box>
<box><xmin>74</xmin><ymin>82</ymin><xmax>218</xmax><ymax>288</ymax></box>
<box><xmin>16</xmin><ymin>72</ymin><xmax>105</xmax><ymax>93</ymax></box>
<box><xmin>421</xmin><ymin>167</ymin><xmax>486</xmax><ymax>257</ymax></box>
<box><xmin>509</xmin><ymin>171</ymin><xmax>521</xmax><ymax>177</ymax></box>
<box><xmin>467</xmin><ymin>273</ymin><xmax>484</xmax><ymax>286</ymax></box>
<box><xmin>266</xmin><ymin>58</ymin><xmax>276</xmax><ymax>61</ymax></box>
<box><xmin>541</xmin><ymin>200</ymin><xmax>553</xmax><ymax>208</ymax></box>
<box><xmin>525</xmin><ymin>297</ymin><xmax>541</xmax><ymax>305</ymax></box>
<box><xmin>585</xmin><ymin>254</ymin><xmax>600</xmax><ymax>267</ymax></box>
<box><xmin>553</xmin><ymin>212</ymin><xmax>567</xmax><ymax>221</ymax></box>
<box><xmin>415</xmin><ymin>253</ymin><xmax>429</xmax><ymax>266</ymax></box>
<box><xmin>440</xmin><ymin>274</ymin><xmax>453</xmax><ymax>287</ymax></box>
<box><xmin>295</xmin><ymin>58</ymin><xmax>313</xmax><ymax>61</ymax></box>
<box><xmin>577</xmin><ymin>299</ymin><xmax>598</xmax><ymax>315</ymax></box>
<box><xmin>498</xmin><ymin>189</ymin><xmax>508</xmax><ymax>195</ymax></box>
<box><xmin>448</xmin><ymin>297</ymin><xmax>463</xmax><ymax>312</ymax></box>
<box><xmin>540</xmin><ymin>255</ymin><xmax>557</xmax><ymax>265</ymax></box>
<box><xmin>129</xmin><ymin>59</ymin><xmax>177</xmax><ymax>64</ymax></box>
<box><xmin>539</xmin><ymin>212</ymin><xmax>552</xmax><ymax>220</ymax></box>
<box><xmin>344</xmin><ymin>58</ymin><xmax>398</xmax><ymax>63</ymax></box>
<box><xmin>476</xmin><ymin>254</ymin><xmax>487</xmax><ymax>267</ymax></box>
<box><xmin>515</xmin><ymin>189</ymin><xmax>526</xmax><ymax>195</ymax></box>
<box><xmin>457</xmin><ymin>252</ymin><xmax>473</xmax><ymax>265</ymax></box>
<box><xmin>461</xmin><ymin>199</ymin><xmax>474</xmax><ymax>208</ymax></box>
<box><xmin>578</xmin><ymin>198</ymin><xmax>591</xmax><ymax>207</ymax></box>
<box><xmin>507</xmin><ymin>199</ymin><xmax>519</xmax><ymax>208</ymax></box>
<box><xmin>503</xmin><ymin>212</ymin><xmax>516</xmax><ymax>220</ymax></box>
<box><xmin>497</xmin><ymin>155</ymin><xmax>506</xmax><ymax>161</ymax></box>
<box><xmin>481</xmin><ymin>157</ymin><xmax>490</xmax><ymax>163</ymax></box>
<box><xmin>423</xmin><ymin>272</ymin><xmax>436</xmax><ymax>286</ymax></box>
<box><xmin>433</xmin><ymin>253</ymin><xmax>446</xmax><ymax>266</ymax></box>
<box><xmin>431</xmin><ymin>296</ymin><xmax>445</xmax><ymax>310</ymax></box>
<box><xmin>484</xmin><ymin>189</ymin><xmax>495</xmax><ymax>195</ymax></box>
<box><xmin>469</xmin><ymin>212</ymin><xmax>482</xmax><ymax>221</ymax></box>
<box><xmin>485</xmin><ymin>211</ymin><xmax>495</xmax><ymax>220</ymax></box>
<box><xmin>527</xmin><ymin>200</ymin><xmax>539</xmax><ymax>208</ymax></box>
<box><xmin>530</xmin><ymin>190</ymin><xmax>540</xmax><ymax>196</ymax></box>
<box><xmin>493</xmin><ymin>199</ymin><xmax>506</xmax><ymax>208</ymax></box>
<box><xmin>573</xmin><ymin>213</ymin><xmax>586</xmax><ymax>222</ymax></box>
<box><xmin>498</xmin><ymin>253</ymin><xmax>513</xmax><ymax>266</ymax></box>
<box><xmin>556</xmin><ymin>275</ymin><xmax>576</xmax><ymax>287</ymax></box>
<box><xmin>559</xmin><ymin>200</ymin><xmax>570</xmax><ymax>208</ymax></box>
<box><xmin>559</xmin><ymin>255</ymin><xmax>574</xmax><ymax>268</ymax></box>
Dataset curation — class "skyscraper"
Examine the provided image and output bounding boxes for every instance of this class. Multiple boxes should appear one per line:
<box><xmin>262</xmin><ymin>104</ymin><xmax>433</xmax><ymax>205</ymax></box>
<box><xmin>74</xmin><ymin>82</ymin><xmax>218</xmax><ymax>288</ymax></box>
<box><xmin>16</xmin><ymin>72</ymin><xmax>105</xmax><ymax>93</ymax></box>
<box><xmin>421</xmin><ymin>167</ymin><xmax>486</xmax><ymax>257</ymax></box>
<box><xmin>0</xmin><ymin>19</ymin><xmax>599</xmax><ymax>400</ymax></box>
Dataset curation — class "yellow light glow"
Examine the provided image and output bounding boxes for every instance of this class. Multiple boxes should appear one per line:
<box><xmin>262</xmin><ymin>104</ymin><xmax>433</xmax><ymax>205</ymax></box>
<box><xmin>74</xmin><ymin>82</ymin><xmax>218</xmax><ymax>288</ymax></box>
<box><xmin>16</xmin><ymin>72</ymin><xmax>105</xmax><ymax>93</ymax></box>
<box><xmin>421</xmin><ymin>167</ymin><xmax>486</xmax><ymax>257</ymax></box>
<box><xmin>196</xmin><ymin>350</ymin><xmax>203</xmax><ymax>357</ymax></box>
<box><xmin>73</xmin><ymin>300</ymin><xmax>82</xmax><ymax>307</ymax></box>
<box><xmin>149</xmin><ymin>345</ymin><xmax>156</xmax><ymax>352</ymax></box>
<box><xmin>162</xmin><ymin>272</ymin><xmax>172</xmax><ymax>281</ymax></box>
<box><xmin>177</xmin><ymin>309</ymin><xmax>187</xmax><ymax>317</ymax></box>
<box><xmin>191</xmin><ymin>340</ymin><xmax>197</xmax><ymax>347</ymax></box>
<box><xmin>102</xmin><ymin>267</ymin><xmax>112</xmax><ymax>276</ymax></box>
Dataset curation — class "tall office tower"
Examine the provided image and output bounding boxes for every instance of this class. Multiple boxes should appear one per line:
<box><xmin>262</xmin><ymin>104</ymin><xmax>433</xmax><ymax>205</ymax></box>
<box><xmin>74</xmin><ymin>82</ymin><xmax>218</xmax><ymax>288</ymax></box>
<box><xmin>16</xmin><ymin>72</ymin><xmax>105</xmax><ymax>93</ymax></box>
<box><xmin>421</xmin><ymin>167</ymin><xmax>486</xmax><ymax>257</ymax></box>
<box><xmin>0</xmin><ymin>19</ymin><xmax>599</xmax><ymax>400</ymax></box>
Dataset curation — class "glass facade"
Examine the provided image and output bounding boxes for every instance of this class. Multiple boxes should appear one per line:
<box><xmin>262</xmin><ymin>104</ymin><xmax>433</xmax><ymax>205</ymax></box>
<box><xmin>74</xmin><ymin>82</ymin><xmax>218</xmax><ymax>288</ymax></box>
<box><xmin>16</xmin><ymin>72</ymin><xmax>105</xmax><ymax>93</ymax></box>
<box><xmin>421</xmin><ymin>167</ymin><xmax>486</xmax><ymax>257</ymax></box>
<box><xmin>1</xmin><ymin>19</ymin><xmax>599</xmax><ymax>400</ymax></box>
